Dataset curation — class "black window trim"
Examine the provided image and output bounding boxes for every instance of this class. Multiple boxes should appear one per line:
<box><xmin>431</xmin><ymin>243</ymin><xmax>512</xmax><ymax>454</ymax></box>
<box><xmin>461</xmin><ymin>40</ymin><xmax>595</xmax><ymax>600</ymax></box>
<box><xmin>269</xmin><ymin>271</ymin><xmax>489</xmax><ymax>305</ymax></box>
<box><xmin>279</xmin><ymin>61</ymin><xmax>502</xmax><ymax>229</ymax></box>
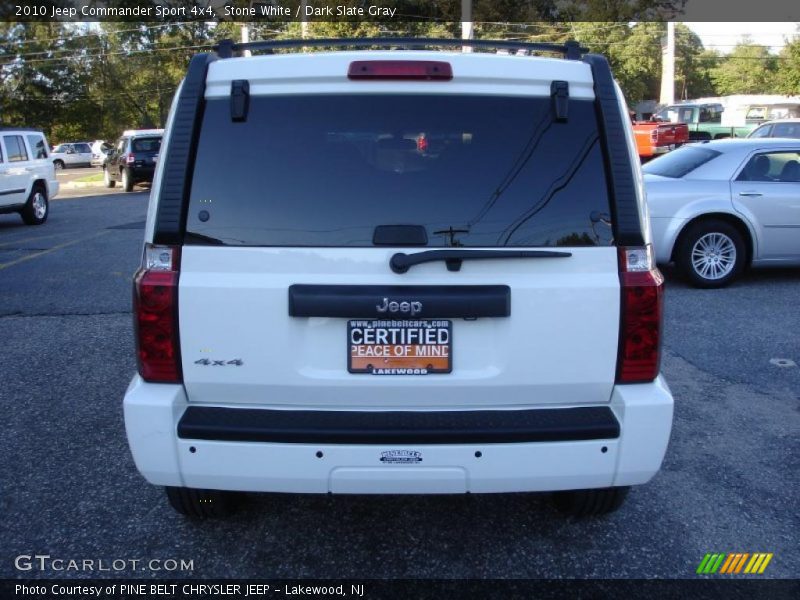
<box><xmin>582</xmin><ymin>54</ymin><xmax>644</xmax><ymax>247</ymax></box>
<box><xmin>153</xmin><ymin>53</ymin><xmax>217</xmax><ymax>245</ymax></box>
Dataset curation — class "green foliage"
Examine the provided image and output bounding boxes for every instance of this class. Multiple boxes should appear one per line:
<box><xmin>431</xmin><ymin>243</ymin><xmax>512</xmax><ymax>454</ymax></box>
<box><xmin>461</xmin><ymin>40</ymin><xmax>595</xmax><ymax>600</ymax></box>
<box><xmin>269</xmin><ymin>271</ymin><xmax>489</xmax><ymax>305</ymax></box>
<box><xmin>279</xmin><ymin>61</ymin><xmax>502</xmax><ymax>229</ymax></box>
<box><xmin>710</xmin><ymin>39</ymin><xmax>778</xmax><ymax>95</ymax></box>
<box><xmin>774</xmin><ymin>36</ymin><xmax>800</xmax><ymax>95</ymax></box>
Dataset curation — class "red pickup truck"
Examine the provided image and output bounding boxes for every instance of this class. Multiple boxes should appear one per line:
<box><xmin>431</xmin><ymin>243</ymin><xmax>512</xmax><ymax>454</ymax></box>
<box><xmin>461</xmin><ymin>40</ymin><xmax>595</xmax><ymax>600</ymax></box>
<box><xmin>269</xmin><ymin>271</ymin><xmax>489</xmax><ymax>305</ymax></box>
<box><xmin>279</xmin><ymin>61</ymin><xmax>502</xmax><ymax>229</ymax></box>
<box><xmin>632</xmin><ymin>121</ymin><xmax>689</xmax><ymax>160</ymax></box>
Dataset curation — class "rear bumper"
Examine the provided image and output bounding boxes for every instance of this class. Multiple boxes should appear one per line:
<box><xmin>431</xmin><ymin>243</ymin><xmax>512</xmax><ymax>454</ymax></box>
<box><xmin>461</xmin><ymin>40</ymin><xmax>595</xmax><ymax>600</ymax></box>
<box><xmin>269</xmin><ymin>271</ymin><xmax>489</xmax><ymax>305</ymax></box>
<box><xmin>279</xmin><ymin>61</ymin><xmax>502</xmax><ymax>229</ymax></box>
<box><xmin>651</xmin><ymin>144</ymin><xmax>674</xmax><ymax>155</ymax></box>
<box><xmin>178</xmin><ymin>405</ymin><xmax>620</xmax><ymax>445</ymax></box>
<box><xmin>128</xmin><ymin>166</ymin><xmax>155</xmax><ymax>182</ymax></box>
<box><xmin>124</xmin><ymin>376</ymin><xmax>673</xmax><ymax>494</ymax></box>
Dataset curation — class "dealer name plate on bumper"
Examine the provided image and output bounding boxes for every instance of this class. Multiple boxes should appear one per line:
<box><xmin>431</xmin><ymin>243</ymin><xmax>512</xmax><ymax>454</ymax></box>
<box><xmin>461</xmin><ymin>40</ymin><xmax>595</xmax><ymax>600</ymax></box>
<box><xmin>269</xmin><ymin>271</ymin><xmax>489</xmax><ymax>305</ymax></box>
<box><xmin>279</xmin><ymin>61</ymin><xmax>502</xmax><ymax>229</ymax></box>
<box><xmin>348</xmin><ymin>319</ymin><xmax>451</xmax><ymax>375</ymax></box>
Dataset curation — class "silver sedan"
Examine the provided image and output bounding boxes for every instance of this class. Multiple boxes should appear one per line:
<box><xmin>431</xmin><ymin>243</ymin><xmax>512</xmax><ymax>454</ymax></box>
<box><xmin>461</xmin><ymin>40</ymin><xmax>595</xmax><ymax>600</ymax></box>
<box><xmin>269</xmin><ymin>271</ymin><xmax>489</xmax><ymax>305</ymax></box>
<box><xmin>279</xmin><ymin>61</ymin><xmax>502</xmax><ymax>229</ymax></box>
<box><xmin>643</xmin><ymin>138</ymin><xmax>800</xmax><ymax>288</ymax></box>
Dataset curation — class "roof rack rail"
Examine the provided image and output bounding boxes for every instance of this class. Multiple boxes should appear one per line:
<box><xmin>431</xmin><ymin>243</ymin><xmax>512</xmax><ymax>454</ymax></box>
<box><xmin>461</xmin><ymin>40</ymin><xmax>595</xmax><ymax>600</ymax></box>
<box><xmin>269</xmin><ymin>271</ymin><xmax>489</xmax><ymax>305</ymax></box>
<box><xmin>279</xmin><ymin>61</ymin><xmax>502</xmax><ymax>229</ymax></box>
<box><xmin>214</xmin><ymin>38</ymin><xmax>587</xmax><ymax>61</ymax></box>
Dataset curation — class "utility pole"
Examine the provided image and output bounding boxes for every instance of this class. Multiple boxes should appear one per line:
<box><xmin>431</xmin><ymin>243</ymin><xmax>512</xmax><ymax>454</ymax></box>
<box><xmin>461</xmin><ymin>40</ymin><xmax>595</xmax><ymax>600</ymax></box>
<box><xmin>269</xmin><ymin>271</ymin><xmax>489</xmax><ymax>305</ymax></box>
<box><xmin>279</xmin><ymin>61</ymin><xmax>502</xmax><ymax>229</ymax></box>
<box><xmin>659</xmin><ymin>21</ymin><xmax>675</xmax><ymax>105</ymax></box>
<box><xmin>241</xmin><ymin>24</ymin><xmax>251</xmax><ymax>57</ymax></box>
<box><xmin>461</xmin><ymin>0</ymin><xmax>473</xmax><ymax>53</ymax></box>
<box><xmin>301</xmin><ymin>0</ymin><xmax>309</xmax><ymax>39</ymax></box>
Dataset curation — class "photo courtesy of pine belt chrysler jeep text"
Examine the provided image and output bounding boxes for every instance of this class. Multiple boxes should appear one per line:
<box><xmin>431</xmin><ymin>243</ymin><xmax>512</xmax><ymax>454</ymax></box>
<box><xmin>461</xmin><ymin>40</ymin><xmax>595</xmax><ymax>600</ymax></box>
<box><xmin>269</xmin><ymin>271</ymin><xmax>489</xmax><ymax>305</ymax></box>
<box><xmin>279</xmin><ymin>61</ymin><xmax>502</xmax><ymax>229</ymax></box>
<box><xmin>123</xmin><ymin>38</ymin><xmax>674</xmax><ymax>518</ymax></box>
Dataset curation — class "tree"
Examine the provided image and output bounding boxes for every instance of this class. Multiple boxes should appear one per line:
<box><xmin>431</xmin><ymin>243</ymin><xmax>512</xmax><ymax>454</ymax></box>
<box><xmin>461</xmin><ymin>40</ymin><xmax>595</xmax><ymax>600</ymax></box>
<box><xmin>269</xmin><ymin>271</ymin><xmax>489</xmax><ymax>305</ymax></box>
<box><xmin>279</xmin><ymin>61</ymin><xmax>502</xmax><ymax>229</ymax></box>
<box><xmin>0</xmin><ymin>22</ymin><xmax>95</xmax><ymax>139</ymax></box>
<box><xmin>570</xmin><ymin>22</ymin><xmax>662</xmax><ymax>104</ymax></box>
<box><xmin>710</xmin><ymin>39</ymin><xmax>778</xmax><ymax>95</ymax></box>
<box><xmin>674</xmin><ymin>23</ymin><xmax>716</xmax><ymax>99</ymax></box>
<box><xmin>774</xmin><ymin>35</ymin><xmax>800</xmax><ymax>95</ymax></box>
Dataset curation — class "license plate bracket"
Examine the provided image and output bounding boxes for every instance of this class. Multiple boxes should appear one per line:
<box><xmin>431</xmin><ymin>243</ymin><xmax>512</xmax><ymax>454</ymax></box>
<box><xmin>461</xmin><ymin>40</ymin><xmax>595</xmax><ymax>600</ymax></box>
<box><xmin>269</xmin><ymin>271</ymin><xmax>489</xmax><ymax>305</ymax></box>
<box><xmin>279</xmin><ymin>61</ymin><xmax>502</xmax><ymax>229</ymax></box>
<box><xmin>348</xmin><ymin>319</ymin><xmax>452</xmax><ymax>375</ymax></box>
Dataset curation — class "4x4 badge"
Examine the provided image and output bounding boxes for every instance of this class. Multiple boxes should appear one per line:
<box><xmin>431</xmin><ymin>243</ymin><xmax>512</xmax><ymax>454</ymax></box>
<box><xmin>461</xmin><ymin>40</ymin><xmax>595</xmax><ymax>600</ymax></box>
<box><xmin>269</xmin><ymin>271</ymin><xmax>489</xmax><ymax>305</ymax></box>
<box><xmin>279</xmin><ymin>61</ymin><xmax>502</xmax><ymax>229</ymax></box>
<box><xmin>194</xmin><ymin>359</ymin><xmax>243</xmax><ymax>366</ymax></box>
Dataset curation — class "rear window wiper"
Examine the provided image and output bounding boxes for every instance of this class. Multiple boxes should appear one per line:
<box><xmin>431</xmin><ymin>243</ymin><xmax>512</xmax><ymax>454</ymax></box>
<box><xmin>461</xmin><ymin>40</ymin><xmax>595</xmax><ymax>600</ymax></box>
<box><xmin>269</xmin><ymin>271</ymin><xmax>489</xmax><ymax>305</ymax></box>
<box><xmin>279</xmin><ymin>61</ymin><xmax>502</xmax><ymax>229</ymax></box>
<box><xmin>390</xmin><ymin>249</ymin><xmax>571</xmax><ymax>273</ymax></box>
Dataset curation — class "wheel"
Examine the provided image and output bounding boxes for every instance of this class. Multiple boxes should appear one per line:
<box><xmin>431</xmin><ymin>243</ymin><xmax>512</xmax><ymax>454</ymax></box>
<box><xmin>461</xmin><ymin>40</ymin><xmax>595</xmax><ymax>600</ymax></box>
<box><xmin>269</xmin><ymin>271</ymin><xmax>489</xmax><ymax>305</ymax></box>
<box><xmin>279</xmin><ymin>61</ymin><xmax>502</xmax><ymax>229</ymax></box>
<box><xmin>122</xmin><ymin>168</ymin><xmax>134</xmax><ymax>192</ymax></box>
<box><xmin>20</xmin><ymin>185</ymin><xmax>48</xmax><ymax>225</ymax></box>
<box><xmin>53</xmin><ymin>160</ymin><xmax>64</xmax><ymax>170</ymax></box>
<box><xmin>552</xmin><ymin>486</ymin><xmax>630</xmax><ymax>517</ymax></box>
<box><xmin>165</xmin><ymin>486</ymin><xmax>235</xmax><ymax>518</ymax></box>
<box><xmin>675</xmin><ymin>219</ymin><xmax>745</xmax><ymax>288</ymax></box>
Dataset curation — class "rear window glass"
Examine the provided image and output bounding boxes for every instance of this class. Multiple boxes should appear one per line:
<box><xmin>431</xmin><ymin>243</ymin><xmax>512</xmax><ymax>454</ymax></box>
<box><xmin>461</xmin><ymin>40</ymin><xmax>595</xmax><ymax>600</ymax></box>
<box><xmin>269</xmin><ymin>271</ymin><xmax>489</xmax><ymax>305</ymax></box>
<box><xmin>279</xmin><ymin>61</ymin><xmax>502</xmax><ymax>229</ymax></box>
<box><xmin>187</xmin><ymin>95</ymin><xmax>612</xmax><ymax>248</ymax></box>
<box><xmin>642</xmin><ymin>145</ymin><xmax>721</xmax><ymax>178</ymax></box>
<box><xmin>132</xmin><ymin>137</ymin><xmax>161</xmax><ymax>152</ymax></box>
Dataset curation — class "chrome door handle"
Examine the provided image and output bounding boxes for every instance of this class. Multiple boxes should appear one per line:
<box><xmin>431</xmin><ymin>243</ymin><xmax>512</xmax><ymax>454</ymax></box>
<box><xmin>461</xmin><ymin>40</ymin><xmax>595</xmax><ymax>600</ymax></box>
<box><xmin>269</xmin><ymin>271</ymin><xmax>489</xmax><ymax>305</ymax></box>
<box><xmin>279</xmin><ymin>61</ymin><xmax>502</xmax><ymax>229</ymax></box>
<box><xmin>739</xmin><ymin>192</ymin><xmax>763</xmax><ymax>197</ymax></box>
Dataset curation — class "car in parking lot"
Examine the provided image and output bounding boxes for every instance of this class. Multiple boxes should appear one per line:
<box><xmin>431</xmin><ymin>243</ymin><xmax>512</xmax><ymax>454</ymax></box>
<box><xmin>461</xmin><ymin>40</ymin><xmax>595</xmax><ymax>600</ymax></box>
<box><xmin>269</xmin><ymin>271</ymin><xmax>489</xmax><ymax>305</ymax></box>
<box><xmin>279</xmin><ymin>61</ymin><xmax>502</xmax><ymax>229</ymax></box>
<box><xmin>50</xmin><ymin>142</ymin><xmax>93</xmax><ymax>169</ymax></box>
<box><xmin>644</xmin><ymin>138</ymin><xmax>800</xmax><ymax>287</ymax></box>
<box><xmin>747</xmin><ymin>118</ymin><xmax>800</xmax><ymax>139</ymax></box>
<box><xmin>103</xmin><ymin>129</ymin><xmax>163</xmax><ymax>191</ymax></box>
<box><xmin>124</xmin><ymin>38</ymin><xmax>673</xmax><ymax>519</ymax></box>
<box><xmin>0</xmin><ymin>127</ymin><xmax>58</xmax><ymax>225</ymax></box>
<box><xmin>90</xmin><ymin>140</ymin><xmax>112</xmax><ymax>166</ymax></box>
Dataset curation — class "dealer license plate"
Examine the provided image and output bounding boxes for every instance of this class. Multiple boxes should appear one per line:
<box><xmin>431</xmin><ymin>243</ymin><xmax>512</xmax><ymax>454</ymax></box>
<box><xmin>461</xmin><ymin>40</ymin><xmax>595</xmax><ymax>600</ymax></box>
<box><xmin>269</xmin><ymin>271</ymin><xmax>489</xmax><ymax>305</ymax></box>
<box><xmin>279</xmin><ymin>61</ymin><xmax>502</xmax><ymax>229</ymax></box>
<box><xmin>348</xmin><ymin>319</ymin><xmax>451</xmax><ymax>375</ymax></box>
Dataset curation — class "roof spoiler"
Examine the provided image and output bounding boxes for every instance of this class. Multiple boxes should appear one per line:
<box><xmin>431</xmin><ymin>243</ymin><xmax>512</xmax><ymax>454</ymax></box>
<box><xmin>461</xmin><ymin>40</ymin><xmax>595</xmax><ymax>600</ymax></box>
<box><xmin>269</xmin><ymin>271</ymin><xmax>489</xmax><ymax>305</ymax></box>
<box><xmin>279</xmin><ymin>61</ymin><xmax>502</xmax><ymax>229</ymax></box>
<box><xmin>214</xmin><ymin>37</ymin><xmax>586</xmax><ymax>61</ymax></box>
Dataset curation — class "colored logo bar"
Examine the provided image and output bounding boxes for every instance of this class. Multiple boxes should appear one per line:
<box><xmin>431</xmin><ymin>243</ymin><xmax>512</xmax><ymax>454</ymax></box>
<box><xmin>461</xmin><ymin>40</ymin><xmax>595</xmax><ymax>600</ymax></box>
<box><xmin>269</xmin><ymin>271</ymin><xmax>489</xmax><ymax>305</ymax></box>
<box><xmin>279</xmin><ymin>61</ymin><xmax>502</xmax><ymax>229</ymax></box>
<box><xmin>697</xmin><ymin>553</ymin><xmax>773</xmax><ymax>574</ymax></box>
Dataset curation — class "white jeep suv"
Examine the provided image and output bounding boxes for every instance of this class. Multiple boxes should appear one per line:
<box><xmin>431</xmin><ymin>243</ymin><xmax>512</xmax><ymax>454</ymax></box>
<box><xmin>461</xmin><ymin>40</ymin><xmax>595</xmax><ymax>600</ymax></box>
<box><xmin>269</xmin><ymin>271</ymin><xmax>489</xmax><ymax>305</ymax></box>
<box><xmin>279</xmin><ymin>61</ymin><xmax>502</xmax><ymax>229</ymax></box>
<box><xmin>0</xmin><ymin>128</ymin><xmax>58</xmax><ymax>225</ymax></box>
<box><xmin>124</xmin><ymin>38</ymin><xmax>673</xmax><ymax>518</ymax></box>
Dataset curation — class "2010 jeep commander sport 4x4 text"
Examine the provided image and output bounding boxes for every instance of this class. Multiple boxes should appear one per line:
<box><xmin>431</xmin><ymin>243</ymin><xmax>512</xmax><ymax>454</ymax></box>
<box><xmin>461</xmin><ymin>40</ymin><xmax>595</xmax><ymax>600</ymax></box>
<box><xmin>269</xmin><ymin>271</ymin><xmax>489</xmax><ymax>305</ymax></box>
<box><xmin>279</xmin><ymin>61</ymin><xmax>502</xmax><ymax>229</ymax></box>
<box><xmin>124</xmin><ymin>38</ymin><xmax>673</xmax><ymax>518</ymax></box>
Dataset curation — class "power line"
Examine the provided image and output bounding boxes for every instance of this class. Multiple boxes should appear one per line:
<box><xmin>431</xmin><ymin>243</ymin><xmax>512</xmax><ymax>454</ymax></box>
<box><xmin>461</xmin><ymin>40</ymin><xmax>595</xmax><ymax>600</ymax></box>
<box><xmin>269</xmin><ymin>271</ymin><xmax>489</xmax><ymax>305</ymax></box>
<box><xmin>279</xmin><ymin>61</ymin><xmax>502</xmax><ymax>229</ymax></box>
<box><xmin>0</xmin><ymin>21</ymin><xmax>202</xmax><ymax>47</ymax></box>
<box><xmin>0</xmin><ymin>42</ymin><xmax>217</xmax><ymax>67</ymax></box>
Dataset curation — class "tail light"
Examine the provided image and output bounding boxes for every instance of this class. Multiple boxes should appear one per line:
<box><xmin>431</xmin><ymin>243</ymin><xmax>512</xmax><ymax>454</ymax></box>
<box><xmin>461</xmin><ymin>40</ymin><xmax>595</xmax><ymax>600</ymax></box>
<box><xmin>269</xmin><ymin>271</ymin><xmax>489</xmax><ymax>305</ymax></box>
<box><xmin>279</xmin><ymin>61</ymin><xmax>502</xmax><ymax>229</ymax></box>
<box><xmin>133</xmin><ymin>244</ymin><xmax>182</xmax><ymax>383</ymax></box>
<box><xmin>650</xmin><ymin>128</ymin><xmax>659</xmax><ymax>143</ymax></box>
<box><xmin>616</xmin><ymin>246</ymin><xmax>663</xmax><ymax>383</ymax></box>
<box><xmin>348</xmin><ymin>60</ymin><xmax>453</xmax><ymax>80</ymax></box>
<box><xmin>126</xmin><ymin>154</ymin><xmax>135</xmax><ymax>164</ymax></box>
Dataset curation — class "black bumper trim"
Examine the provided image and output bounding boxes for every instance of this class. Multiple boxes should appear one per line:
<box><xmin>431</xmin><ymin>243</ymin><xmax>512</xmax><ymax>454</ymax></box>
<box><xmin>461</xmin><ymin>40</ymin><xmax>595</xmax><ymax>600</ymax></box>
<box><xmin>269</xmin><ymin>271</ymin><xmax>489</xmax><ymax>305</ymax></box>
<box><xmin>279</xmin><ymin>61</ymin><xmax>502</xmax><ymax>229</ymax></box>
<box><xmin>177</xmin><ymin>406</ymin><xmax>620</xmax><ymax>445</ymax></box>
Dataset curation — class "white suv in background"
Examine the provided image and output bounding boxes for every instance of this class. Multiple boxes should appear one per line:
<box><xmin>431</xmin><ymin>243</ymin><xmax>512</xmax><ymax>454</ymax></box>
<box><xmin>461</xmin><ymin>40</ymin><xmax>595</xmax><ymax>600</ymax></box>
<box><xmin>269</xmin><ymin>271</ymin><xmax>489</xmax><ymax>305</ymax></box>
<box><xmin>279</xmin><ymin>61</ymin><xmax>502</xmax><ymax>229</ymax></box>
<box><xmin>50</xmin><ymin>142</ymin><xmax>93</xmax><ymax>169</ymax></box>
<box><xmin>124</xmin><ymin>38</ymin><xmax>674</xmax><ymax>518</ymax></box>
<box><xmin>0</xmin><ymin>128</ymin><xmax>58</xmax><ymax>225</ymax></box>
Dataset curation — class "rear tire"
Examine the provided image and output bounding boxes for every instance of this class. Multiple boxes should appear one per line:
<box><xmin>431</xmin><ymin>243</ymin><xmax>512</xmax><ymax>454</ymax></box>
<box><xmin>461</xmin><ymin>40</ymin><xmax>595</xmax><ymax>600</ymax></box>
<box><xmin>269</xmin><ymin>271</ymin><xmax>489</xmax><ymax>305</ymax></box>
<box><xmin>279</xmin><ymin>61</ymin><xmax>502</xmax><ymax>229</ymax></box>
<box><xmin>122</xmin><ymin>168</ymin><xmax>133</xmax><ymax>192</ymax></box>
<box><xmin>20</xmin><ymin>185</ymin><xmax>48</xmax><ymax>225</ymax></box>
<box><xmin>103</xmin><ymin>167</ymin><xmax>116</xmax><ymax>188</ymax></box>
<box><xmin>675</xmin><ymin>219</ymin><xmax>745</xmax><ymax>288</ymax></box>
<box><xmin>53</xmin><ymin>160</ymin><xmax>64</xmax><ymax>170</ymax></box>
<box><xmin>552</xmin><ymin>486</ymin><xmax>630</xmax><ymax>517</ymax></box>
<box><xmin>165</xmin><ymin>486</ymin><xmax>235</xmax><ymax>518</ymax></box>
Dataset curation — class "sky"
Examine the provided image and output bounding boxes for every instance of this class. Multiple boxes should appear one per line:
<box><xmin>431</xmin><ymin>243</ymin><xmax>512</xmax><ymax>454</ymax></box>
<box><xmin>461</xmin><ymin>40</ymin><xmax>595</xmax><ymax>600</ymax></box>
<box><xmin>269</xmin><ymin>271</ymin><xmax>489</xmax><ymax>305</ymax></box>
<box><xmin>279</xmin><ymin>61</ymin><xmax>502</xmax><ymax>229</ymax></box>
<box><xmin>685</xmin><ymin>22</ymin><xmax>800</xmax><ymax>54</ymax></box>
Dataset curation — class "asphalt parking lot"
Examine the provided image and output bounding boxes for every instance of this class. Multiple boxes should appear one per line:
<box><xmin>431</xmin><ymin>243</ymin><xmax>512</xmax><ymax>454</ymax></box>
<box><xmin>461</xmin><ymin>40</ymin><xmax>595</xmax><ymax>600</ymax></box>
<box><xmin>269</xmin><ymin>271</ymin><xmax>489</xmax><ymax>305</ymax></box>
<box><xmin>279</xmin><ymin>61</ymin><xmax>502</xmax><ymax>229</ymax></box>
<box><xmin>0</xmin><ymin>190</ymin><xmax>797</xmax><ymax>580</ymax></box>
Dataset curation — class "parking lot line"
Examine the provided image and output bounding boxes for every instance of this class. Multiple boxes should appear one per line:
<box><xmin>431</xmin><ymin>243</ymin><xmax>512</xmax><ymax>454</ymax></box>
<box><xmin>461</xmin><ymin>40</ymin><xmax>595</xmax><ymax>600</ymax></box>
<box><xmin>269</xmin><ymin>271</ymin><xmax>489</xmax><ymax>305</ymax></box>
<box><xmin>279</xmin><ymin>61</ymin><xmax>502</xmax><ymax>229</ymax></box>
<box><xmin>0</xmin><ymin>230</ymin><xmax>75</xmax><ymax>248</ymax></box>
<box><xmin>0</xmin><ymin>230</ymin><xmax>111</xmax><ymax>271</ymax></box>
